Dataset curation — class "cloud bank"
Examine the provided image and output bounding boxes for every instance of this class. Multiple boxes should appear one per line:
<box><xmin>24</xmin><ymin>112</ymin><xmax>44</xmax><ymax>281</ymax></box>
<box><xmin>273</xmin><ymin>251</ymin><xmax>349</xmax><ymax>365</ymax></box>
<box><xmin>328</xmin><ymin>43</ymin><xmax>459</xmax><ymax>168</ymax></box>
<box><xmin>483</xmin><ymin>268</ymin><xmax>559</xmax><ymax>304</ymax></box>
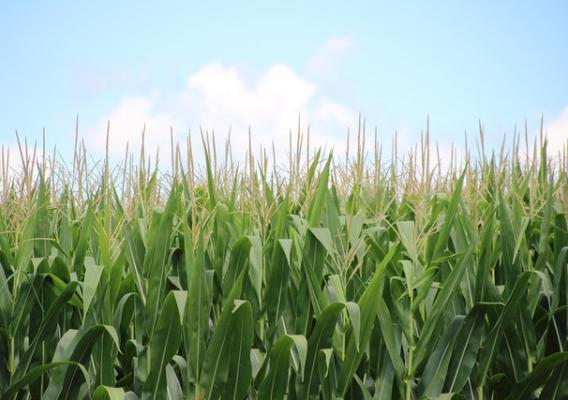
<box><xmin>87</xmin><ymin>46</ymin><xmax>358</xmax><ymax>163</ymax></box>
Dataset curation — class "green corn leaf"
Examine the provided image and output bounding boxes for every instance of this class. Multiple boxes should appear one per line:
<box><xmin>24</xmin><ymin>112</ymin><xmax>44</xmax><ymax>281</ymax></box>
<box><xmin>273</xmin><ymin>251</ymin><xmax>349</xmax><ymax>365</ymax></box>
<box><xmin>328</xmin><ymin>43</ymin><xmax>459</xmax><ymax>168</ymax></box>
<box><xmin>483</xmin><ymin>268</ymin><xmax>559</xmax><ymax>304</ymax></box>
<box><xmin>431</xmin><ymin>170</ymin><xmax>465</xmax><ymax>262</ymax></box>
<box><xmin>93</xmin><ymin>386</ymin><xmax>125</xmax><ymax>400</ymax></box>
<box><xmin>376</xmin><ymin>297</ymin><xmax>405</xmax><ymax>395</ymax></box>
<box><xmin>222</xmin><ymin>236</ymin><xmax>252</xmax><ymax>297</ymax></box>
<box><xmin>142</xmin><ymin>290</ymin><xmax>186</xmax><ymax>400</ymax></box>
<box><xmin>198</xmin><ymin>267</ymin><xmax>248</xmax><ymax>400</ymax></box>
<box><xmin>414</xmin><ymin>242</ymin><xmax>475</xmax><ymax>370</ymax></box>
<box><xmin>307</xmin><ymin>155</ymin><xmax>332</xmax><ymax>227</ymax></box>
<box><xmin>223</xmin><ymin>300</ymin><xmax>254</xmax><ymax>400</ymax></box>
<box><xmin>505</xmin><ymin>352</ymin><xmax>568</xmax><ymax>400</ymax></box>
<box><xmin>476</xmin><ymin>271</ymin><xmax>531</xmax><ymax>388</ymax></box>
<box><xmin>14</xmin><ymin>280</ymin><xmax>79</xmax><ymax>381</ymax></box>
<box><xmin>43</xmin><ymin>324</ymin><xmax>120</xmax><ymax>400</ymax></box>
<box><xmin>337</xmin><ymin>242</ymin><xmax>398</xmax><ymax>395</ymax></box>
<box><xmin>539</xmin><ymin>363</ymin><xmax>568</xmax><ymax>399</ymax></box>
<box><xmin>185</xmin><ymin>228</ymin><xmax>211</xmax><ymax>384</ymax></box>
<box><xmin>83</xmin><ymin>264</ymin><xmax>104</xmax><ymax>316</ymax></box>
<box><xmin>265</xmin><ymin>239</ymin><xmax>292</xmax><ymax>338</ymax></box>
<box><xmin>444</xmin><ymin>304</ymin><xmax>488</xmax><ymax>393</ymax></box>
<box><xmin>3</xmin><ymin>361</ymin><xmax>90</xmax><ymax>400</ymax></box>
<box><xmin>418</xmin><ymin>316</ymin><xmax>464</xmax><ymax>398</ymax></box>
<box><xmin>144</xmin><ymin>187</ymin><xmax>178</xmax><ymax>339</ymax></box>
<box><xmin>258</xmin><ymin>334</ymin><xmax>307</xmax><ymax>400</ymax></box>
<box><xmin>302</xmin><ymin>302</ymin><xmax>345</xmax><ymax>398</ymax></box>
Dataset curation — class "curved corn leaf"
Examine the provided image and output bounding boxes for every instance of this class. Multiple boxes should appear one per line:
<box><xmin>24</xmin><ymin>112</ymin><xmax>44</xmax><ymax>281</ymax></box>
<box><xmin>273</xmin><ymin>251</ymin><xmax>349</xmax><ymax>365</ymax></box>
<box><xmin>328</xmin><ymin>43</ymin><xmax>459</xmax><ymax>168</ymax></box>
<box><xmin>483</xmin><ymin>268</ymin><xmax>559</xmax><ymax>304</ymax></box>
<box><xmin>414</xmin><ymin>243</ymin><xmax>475</xmax><ymax>369</ymax></box>
<box><xmin>418</xmin><ymin>316</ymin><xmax>464</xmax><ymax>398</ymax></box>
<box><xmin>223</xmin><ymin>300</ymin><xmax>254</xmax><ymax>400</ymax></box>
<box><xmin>184</xmin><ymin>228</ymin><xmax>211</xmax><ymax>384</ymax></box>
<box><xmin>337</xmin><ymin>243</ymin><xmax>397</xmax><ymax>395</ymax></box>
<box><xmin>505</xmin><ymin>352</ymin><xmax>568</xmax><ymax>400</ymax></box>
<box><xmin>14</xmin><ymin>280</ymin><xmax>79</xmax><ymax>380</ymax></box>
<box><xmin>142</xmin><ymin>290</ymin><xmax>186</xmax><ymax>400</ymax></box>
<box><xmin>265</xmin><ymin>238</ymin><xmax>292</xmax><ymax>338</ymax></box>
<box><xmin>3</xmin><ymin>361</ymin><xmax>89</xmax><ymax>400</ymax></box>
<box><xmin>43</xmin><ymin>325</ymin><xmax>120</xmax><ymax>399</ymax></box>
<box><xmin>93</xmin><ymin>386</ymin><xmax>125</xmax><ymax>400</ymax></box>
<box><xmin>198</xmin><ymin>267</ymin><xmax>248</xmax><ymax>399</ymax></box>
<box><xmin>258</xmin><ymin>334</ymin><xmax>307</xmax><ymax>400</ymax></box>
<box><xmin>144</xmin><ymin>187</ymin><xmax>178</xmax><ymax>338</ymax></box>
<box><xmin>303</xmin><ymin>302</ymin><xmax>344</xmax><ymax>397</ymax></box>
<box><xmin>444</xmin><ymin>304</ymin><xmax>488</xmax><ymax>393</ymax></box>
<box><xmin>476</xmin><ymin>271</ymin><xmax>531</xmax><ymax>387</ymax></box>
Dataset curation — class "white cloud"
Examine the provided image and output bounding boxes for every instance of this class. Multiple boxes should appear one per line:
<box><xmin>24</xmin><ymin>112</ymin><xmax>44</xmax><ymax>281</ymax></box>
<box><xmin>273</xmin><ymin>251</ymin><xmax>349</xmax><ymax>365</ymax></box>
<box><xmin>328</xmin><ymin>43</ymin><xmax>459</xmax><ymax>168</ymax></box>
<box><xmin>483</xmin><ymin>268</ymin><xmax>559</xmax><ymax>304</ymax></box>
<box><xmin>184</xmin><ymin>63</ymin><xmax>353</xmax><ymax>155</ymax></box>
<box><xmin>86</xmin><ymin>61</ymin><xmax>358</xmax><ymax>164</ymax></box>
<box><xmin>545</xmin><ymin>106</ymin><xmax>568</xmax><ymax>155</ymax></box>
<box><xmin>86</xmin><ymin>96</ymin><xmax>175</xmax><ymax>159</ymax></box>
<box><xmin>185</xmin><ymin>63</ymin><xmax>317</xmax><ymax>148</ymax></box>
<box><xmin>307</xmin><ymin>35</ymin><xmax>354</xmax><ymax>78</ymax></box>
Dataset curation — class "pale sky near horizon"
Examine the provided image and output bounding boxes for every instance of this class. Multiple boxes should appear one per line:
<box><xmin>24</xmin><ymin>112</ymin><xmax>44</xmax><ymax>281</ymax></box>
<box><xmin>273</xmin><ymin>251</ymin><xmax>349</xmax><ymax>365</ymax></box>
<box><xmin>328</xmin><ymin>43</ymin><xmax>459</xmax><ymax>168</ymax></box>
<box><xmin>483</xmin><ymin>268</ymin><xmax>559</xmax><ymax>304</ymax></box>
<box><xmin>1</xmin><ymin>1</ymin><xmax>567</xmax><ymax>163</ymax></box>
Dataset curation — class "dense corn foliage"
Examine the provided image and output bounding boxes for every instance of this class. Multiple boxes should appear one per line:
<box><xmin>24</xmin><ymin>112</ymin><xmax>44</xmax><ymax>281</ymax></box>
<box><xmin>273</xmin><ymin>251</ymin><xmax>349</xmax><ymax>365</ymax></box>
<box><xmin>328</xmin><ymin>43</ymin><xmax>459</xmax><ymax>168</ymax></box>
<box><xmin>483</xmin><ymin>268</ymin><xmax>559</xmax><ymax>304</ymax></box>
<box><xmin>0</xmin><ymin>129</ymin><xmax>567</xmax><ymax>399</ymax></box>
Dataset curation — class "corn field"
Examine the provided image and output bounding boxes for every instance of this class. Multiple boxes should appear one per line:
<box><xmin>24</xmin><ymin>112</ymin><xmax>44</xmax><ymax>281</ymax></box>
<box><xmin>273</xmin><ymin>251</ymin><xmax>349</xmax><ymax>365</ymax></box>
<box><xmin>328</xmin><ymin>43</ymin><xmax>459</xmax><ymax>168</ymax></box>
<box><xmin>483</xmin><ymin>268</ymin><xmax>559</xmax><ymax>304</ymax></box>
<box><xmin>0</xmin><ymin>128</ymin><xmax>567</xmax><ymax>399</ymax></box>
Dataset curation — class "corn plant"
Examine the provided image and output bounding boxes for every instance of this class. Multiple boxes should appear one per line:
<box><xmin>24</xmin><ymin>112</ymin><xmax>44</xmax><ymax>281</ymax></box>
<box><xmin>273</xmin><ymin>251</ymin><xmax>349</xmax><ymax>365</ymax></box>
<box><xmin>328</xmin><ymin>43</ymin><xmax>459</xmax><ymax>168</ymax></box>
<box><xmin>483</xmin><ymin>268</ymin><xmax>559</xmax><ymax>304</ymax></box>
<box><xmin>0</xmin><ymin>128</ymin><xmax>567</xmax><ymax>399</ymax></box>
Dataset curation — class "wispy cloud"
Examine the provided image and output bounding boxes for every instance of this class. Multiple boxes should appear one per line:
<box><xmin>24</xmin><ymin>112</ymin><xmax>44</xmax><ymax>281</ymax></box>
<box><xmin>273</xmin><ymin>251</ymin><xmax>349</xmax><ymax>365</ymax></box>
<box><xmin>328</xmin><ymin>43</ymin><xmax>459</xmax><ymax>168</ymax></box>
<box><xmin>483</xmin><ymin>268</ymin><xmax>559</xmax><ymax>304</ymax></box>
<box><xmin>307</xmin><ymin>35</ymin><xmax>354</xmax><ymax>78</ymax></box>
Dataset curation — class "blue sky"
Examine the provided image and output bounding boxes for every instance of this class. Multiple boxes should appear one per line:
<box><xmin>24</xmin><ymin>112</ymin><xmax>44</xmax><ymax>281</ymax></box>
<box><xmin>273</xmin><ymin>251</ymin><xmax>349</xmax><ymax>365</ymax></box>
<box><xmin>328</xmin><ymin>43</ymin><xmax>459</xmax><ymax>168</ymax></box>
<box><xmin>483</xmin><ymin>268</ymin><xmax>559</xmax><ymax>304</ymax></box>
<box><xmin>1</xmin><ymin>1</ymin><xmax>567</xmax><ymax>161</ymax></box>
